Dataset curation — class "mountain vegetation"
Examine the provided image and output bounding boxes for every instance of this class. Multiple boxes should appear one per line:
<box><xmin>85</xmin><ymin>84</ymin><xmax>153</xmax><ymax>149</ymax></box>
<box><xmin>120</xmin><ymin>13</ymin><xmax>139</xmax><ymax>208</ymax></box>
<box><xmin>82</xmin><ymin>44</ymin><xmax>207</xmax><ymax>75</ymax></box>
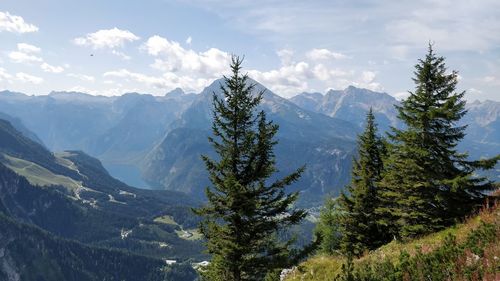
<box><xmin>285</xmin><ymin>204</ymin><xmax>500</xmax><ymax>281</ymax></box>
<box><xmin>303</xmin><ymin>45</ymin><xmax>499</xmax><ymax>280</ymax></box>
<box><xmin>376</xmin><ymin>45</ymin><xmax>498</xmax><ymax>239</ymax></box>
<box><xmin>337</xmin><ymin>109</ymin><xmax>386</xmax><ymax>256</ymax></box>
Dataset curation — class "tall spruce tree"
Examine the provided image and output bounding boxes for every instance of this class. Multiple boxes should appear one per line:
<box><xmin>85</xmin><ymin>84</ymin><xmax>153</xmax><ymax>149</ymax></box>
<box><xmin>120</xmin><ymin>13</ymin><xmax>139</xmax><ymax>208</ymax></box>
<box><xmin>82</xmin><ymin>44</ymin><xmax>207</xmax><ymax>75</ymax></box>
<box><xmin>377</xmin><ymin>45</ymin><xmax>498</xmax><ymax>239</ymax></box>
<box><xmin>194</xmin><ymin>56</ymin><xmax>306</xmax><ymax>281</ymax></box>
<box><xmin>338</xmin><ymin>108</ymin><xmax>386</xmax><ymax>256</ymax></box>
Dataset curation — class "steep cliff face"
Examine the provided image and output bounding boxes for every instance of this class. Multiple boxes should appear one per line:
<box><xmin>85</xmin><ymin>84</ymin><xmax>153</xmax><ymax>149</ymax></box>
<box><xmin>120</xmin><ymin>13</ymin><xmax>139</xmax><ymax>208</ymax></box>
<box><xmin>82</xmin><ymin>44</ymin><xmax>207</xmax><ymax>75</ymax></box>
<box><xmin>290</xmin><ymin>86</ymin><xmax>399</xmax><ymax>132</ymax></box>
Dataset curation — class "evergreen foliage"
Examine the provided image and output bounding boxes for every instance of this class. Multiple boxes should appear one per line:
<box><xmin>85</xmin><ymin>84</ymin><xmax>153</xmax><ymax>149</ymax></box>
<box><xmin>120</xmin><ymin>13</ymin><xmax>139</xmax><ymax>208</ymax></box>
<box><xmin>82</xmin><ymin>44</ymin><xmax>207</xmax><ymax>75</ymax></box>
<box><xmin>377</xmin><ymin>45</ymin><xmax>499</xmax><ymax>239</ymax></box>
<box><xmin>315</xmin><ymin>197</ymin><xmax>342</xmax><ymax>255</ymax></box>
<box><xmin>338</xmin><ymin>109</ymin><xmax>387</xmax><ymax>255</ymax></box>
<box><xmin>194</xmin><ymin>56</ymin><xmax>306</xmax><ymax>281</ymax></box>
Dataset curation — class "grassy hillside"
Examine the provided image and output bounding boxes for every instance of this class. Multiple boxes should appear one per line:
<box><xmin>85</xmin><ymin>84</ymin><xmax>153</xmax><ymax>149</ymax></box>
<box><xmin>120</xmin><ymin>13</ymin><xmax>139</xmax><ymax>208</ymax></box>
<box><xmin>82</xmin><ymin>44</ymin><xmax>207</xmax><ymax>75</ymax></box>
<box><xmin>3</xmin><ymin>153</ymin><xmax>82</xmax><ymax>191</ymax></box>
<box><xmin>285</xmin><ymin>204</ymin><xmax>500</xmax><ymax>281</ymax></box>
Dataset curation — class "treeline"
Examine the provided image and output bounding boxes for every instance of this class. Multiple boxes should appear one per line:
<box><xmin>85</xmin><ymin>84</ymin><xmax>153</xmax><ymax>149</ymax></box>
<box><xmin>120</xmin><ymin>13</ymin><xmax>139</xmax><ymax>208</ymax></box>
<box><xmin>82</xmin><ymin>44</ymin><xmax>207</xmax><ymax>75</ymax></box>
<box><xmin>316</xmin><ymin>45</ymin><xmax>499</xmax><ymax>257</ymax></box>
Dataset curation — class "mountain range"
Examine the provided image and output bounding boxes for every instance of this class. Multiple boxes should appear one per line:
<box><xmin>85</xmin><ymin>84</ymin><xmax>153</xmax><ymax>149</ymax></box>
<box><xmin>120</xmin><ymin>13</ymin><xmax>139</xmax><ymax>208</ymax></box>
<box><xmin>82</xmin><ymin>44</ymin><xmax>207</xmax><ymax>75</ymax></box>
<box><xmin>143</xmin><ymin>79</ymin><xmax>358</xmax><ymax>206</ymax></box>
<box><xmin>0</xmin><ymin>80</ymin><xmax>498</xmax><ymax>207</ymax></box>
<box><xmin>290</xmin><ymin>87</ymin><xmax>500</xmax><ymax>160</ymax></box>
<box><xmin>290</xmin><ymin>86</ymin><xmax>400</xmax><ymax>132</ymax></box>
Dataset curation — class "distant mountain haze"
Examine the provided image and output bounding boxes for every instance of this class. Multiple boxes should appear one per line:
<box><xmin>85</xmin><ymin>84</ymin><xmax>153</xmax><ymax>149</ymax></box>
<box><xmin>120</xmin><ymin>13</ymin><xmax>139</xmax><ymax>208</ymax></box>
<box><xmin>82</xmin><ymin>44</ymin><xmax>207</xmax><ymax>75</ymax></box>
<box><xmin>290</xmin><ymin>86</ymin><xmax>400</xmax><ymax>132</ymax></box>
<box><xmin>0</xmin><ymin>89</ymin><xmax>197</xmax><ymax>189</ymax></box>
<box><xmin>0</xmin><ymin>80</ymin><xmax>498</xmax><ymax>206</ymax></box>
<box><xmin>143</xmin><ymin>78</ymin><xmax>358</xmax><ymax>206</ymax></box>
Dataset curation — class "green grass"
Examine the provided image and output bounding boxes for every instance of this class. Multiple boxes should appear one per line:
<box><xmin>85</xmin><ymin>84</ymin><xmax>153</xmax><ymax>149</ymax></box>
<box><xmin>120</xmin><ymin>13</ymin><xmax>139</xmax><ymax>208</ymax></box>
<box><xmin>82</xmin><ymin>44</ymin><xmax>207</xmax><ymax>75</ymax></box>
<box><xmin>286</xmin><ymin>206</ymin><xmax>500</xmax><ymax>281</ymax></box>
<box><xmin>153</xmin><ymin>215</ymin><xmax>203</xmax><ymax>241</ymax></box>
<box><xmin>153</xmin><ymin>215</ymin><xmax>178</xmax><ymax>226</ymax></box>
<box><xmin>175</xmin><ymin>228</ymin><xmax>203</xmax><ymax>241</ymax></box>
<box><xmin>54</xmin><ymin>152</ymin><xmax>80</xmax><ymax>172</ymax></box>
<box><xmin>2</xmin><ymin>154</ymin><xmax>82</xmax><ymax>191</ymax></box>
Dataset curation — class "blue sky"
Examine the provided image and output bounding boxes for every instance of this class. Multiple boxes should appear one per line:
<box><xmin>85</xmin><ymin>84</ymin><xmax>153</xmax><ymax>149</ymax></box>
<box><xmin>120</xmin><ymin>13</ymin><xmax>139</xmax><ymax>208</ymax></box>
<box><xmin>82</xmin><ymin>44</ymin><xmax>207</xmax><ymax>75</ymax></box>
<box><xmin>0</xmin><ymin>0</ymin><xmax>499</xmax><ymax>100</ymax></box>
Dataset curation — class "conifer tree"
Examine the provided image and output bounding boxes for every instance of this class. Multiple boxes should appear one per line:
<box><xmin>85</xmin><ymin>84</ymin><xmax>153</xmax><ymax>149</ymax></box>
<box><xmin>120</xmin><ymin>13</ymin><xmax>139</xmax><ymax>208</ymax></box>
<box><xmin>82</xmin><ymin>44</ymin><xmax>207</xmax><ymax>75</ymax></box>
<box><xmin>194</xmin><ymin>56</ymin><xmax>306</xmax><ymax>281</ymax></box>
<box><xmin>315</xmin><ymin>196</ymin><xmax>342</xmax><ymax>255</ymax></box>
<box><xmin>377</xmin><ymin>45</ymin><xmax>498</xmax><ymax>239</ymax></box>
<box><xmin>338</xmin><ymin>109</ymin><xmax>386</xmax><ymax>256</ymax></box>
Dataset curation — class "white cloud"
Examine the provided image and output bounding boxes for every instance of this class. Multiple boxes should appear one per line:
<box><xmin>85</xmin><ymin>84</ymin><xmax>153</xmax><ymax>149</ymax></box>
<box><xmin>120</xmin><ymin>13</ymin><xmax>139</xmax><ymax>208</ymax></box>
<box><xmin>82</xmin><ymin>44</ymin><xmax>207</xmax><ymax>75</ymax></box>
<box><xmin>468</xmin><ymin>88</ymin><xmax>482</xmax><ymax>95</ymax></box>
<box><xmin>143</xmin><ymin>35</ymin><xmax>172</xmax><ymax>56</ymax></box>
<box><xmin>67</xmin><ymin>73</ymin><xmax>95</xmax><ymax>82</ymax></box>
<box><xmin>103</xmin><ymin>68</ymin><xmax>217</xmax><ymax>93</ymax></box>
<box><xmin>8</xmin><ymin>43</ymin><xmax>43</xmax><ymax>64</ymax></box>
<box><xmin>483</xmin><ymin>76</ymin><xmax>495</xmax><ymax>82</ymax></box>
<box><xmin>321</xmin><ymin>70</ymin><xmax>382</xmax><ymax>92</ymax></box>
<box><xmin>482</xmin><ymin>76</ymin><xmax>500</xmax><ymax>85</ymax></box>
<box><xmin>311</xmin><ymin>64</ymin><xmax>351</xmax><ymax>81</ymax></box>
<box><xmin>111</xmin><ymin>50</ymin><xmax>131</xmax><ymax>60</ymax></box>
<box><xmin>389</xmin><ymin>45</ymin><xmax>410</xmax><ymax>60</ymax></box>
<box><xmin>0</xmin><ymin>11</ymin><xmax>38</xmax><ymax>33</ymax></box>
<box><xmin>306</xmin><ymin>48</ymin><xmax>346</xmax><ymax>60</ymax></box>
<box><xmin>248</xmin><ymin>61</ymin><xmax>313</xmax><ymax>97</ymax></box>
<box><xmin>393</xmin><ymin>91</ymin><xmax>410</xmax><ymax>100</ymax></box>
<box><xmin>8</xmin><ymin>51</ymin><xmax>43</xmax><ymax>63</ymax></box>
<box><xmin>247</xmin><ymin>50</ymin><xmax>378</xmax><ymax>97</ymax></box>
<box><xmin>73</xmin><ymin>28</ymin><xmax>139</xmax><ymax>49</ymax></box>
<box><xmin>104</xmin><ymin>40</ymin><xmax>385</xmax><ymax>98</ymax></box>
<box><xmin>17</xmin><ymin>43</ymin><xmax>41</xmax><ymax>53</ymax></box>
<box><xmin>186</xmin><ymin>36</ymin><xmax>192</xmax><ymax>45</ymax></box>
<box><xmin>138</xmin><ymin>36</ymin><xmax>371</xmax><ymax>97</ymax></box>
<box><xmin>16</xmin><ymin>72</ymin><xmax>43</xmax><ymax>84</ymax></box>
<box><xmin>104</xmin><ymin>69</ymin><xmax>170</xmax><ymax>88</ymax></box>
<box><xmin>66</xmin><ymin>86</ymin><xmax>139</xmax><ymax>97</ymax></box>
<box><xmin>361</xmin><ymin>71</ymin><xmax>376</xmax><ymax>83</ymax></box>
<box><xmin>385</xmin><ymin>1</ymin><xmax>500</xmax><ymax>51</ymax></box>
<box><xmin>345</xmin><ymin>70</ymin><xmax>382</xmax><ymax>91</ymax></box>
<box><xmin>41</xmin><ymin>62</ymin><xmax>64</xmax><ymax>73</ymax></box>
<box><xmin>0</xmin><ymin>67</ymin><xmax>13</xmax><ymax>81</ymax></box>
<box><xmin>185</xmin><ymin>1</ymin><xmax>500</xmax><ymax>52</ymax></box>
<box><xmin>277</xmin><ymin>49</ymin><xmax>294</xmax><ymax>66</ymax></box>
<box><xmin>8</xmin><ymin>43</ymin><xmax>64</xmax><ymax>74</ymax></box>
<box><xmin>142</xmin><ymin>35</ymin><xmax>230</xmax><ymax>76</ymax></box>
<box><xmin>312</xmin><ymin>64</ymin><xmax>330</xmax><ymax>81</ymax></box>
